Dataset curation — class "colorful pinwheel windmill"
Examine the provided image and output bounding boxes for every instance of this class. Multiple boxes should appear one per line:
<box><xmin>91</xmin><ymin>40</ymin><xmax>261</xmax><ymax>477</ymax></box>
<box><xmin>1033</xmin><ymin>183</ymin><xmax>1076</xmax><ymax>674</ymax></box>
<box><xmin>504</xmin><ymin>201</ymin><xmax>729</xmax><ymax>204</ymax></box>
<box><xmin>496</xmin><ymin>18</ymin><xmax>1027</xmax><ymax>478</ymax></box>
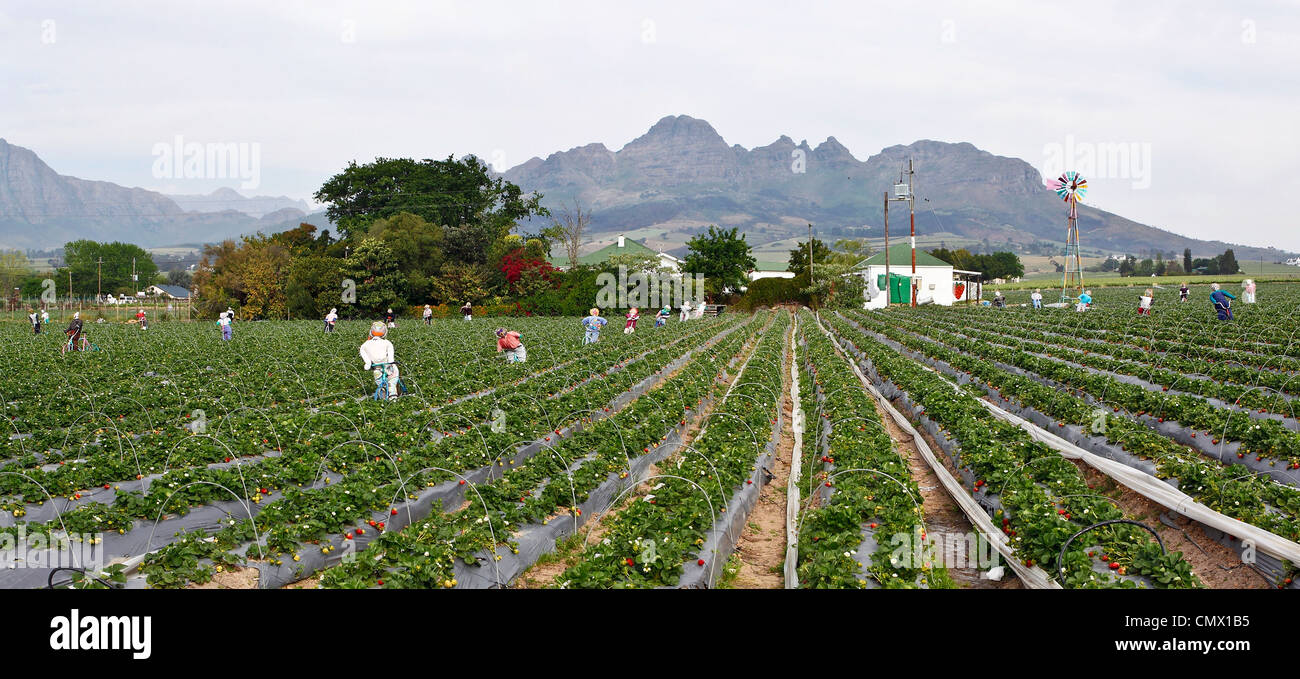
<box><xmin>1051</xmin><ymin>171</ymin><xmax>1088</xmax><ymax>203</ymax></box>
<box><xmin>1052</xmin><ymin>171</ymin><xmax>1087</xmax><ymax>302</ymax></box>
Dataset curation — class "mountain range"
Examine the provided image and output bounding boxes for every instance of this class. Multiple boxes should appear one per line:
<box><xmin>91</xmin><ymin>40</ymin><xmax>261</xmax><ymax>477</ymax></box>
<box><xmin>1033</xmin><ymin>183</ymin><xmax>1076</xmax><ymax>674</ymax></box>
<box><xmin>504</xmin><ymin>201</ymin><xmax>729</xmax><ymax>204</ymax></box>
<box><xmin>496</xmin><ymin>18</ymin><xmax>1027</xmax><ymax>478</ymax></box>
<box><xmin>2</xmin><ymin>121</ymin><xmax>1291</xmax><ymax>264</ymax></box>
<box><xmin>503</xmin><ymin>115</ymin><xmax>1292</xmax><ymax>263</ymax></box>
<box><xmin>0</xmin><ymin>138</ymin><xmax>321</xmax><ymax>250</ymax></box>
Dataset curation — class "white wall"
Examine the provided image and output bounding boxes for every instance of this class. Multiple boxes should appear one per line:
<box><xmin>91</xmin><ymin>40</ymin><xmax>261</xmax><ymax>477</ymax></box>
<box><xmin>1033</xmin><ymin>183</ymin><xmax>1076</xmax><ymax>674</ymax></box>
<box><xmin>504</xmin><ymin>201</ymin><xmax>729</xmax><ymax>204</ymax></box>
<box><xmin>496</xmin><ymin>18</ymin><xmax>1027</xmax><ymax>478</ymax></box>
<box><xmin>860</xmin><ymin>265</ymin><xmax>956</xmax><ymax>307</ymax></box>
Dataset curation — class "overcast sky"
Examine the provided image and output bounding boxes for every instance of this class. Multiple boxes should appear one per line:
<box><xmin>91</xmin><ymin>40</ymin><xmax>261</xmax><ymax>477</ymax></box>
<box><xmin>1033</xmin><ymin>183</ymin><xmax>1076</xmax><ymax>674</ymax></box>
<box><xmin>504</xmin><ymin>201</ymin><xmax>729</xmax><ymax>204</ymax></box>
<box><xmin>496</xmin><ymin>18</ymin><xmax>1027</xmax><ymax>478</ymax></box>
<box><xmin>3</xmin><ymin>0</ymin><xmax>1297</xmax><ymax>249</ymax></box>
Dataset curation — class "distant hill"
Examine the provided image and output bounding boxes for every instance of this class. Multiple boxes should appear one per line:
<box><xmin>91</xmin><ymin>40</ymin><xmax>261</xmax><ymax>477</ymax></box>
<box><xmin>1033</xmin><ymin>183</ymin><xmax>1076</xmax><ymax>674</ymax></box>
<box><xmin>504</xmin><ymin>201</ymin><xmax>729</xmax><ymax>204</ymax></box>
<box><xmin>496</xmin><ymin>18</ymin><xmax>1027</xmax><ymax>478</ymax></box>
<box><xmin>503</xmin><ymin>115</ymin><xmax>1294</xmax><ymax>263</ymax></box>
<box><xmin>165</xmin><ymin>187</ymin><xmax>311</xmax><ymax>218</ymax></box>
<box><xmin>0</xmin><ymin>138</ymin><xmax>327</xmax><ymax>249</ymax></box>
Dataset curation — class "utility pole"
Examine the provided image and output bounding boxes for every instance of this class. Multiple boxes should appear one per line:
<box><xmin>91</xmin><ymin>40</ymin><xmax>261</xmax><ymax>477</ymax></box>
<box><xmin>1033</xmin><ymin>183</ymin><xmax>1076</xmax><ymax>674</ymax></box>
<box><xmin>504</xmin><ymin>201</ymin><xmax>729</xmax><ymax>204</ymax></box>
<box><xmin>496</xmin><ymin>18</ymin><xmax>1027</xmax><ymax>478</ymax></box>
<box><xmin>808</xmin><ymin>222</ymin><xmax>815</xmax><ymax>309</ymax></box>
<box><xmin>908</xmin><ymin>158</ymin><xmax>917</xmax><ymax>308</ymax></box>
<box><xmin>883</xmin><ymin>191</ymin><xmax>890</xmax><ymax>301</ymax></box>
<box><xmin>96</xmin><ymin>257</ymin><xmax>103</xmax><ymax>302</ymax></box>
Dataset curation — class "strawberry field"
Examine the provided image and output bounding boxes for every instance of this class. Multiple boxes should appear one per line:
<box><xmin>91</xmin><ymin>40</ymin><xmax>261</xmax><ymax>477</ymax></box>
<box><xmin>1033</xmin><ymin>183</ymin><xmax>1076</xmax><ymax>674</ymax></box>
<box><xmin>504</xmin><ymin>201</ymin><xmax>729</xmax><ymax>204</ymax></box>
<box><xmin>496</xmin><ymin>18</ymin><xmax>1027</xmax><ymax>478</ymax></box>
<box><xmin>3</xmin><ymin>283</ymin><xmax>1297</xmax><ymax>589</ymax></box>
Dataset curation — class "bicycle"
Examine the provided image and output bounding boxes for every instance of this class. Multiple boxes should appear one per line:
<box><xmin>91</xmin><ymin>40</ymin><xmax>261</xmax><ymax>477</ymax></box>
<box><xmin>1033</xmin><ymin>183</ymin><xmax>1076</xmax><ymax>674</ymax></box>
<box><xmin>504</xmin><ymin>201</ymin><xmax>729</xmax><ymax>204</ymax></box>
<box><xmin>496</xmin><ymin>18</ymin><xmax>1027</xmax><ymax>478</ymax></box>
<box><xmin>370</xmin><ymin>361</ymin><xmax>409</xmax><ymax>401</ymax></box>
<box><xmin>61</xmin><ymin>333</ymin><xmax>92</xmax><ymax>354</ymax></box>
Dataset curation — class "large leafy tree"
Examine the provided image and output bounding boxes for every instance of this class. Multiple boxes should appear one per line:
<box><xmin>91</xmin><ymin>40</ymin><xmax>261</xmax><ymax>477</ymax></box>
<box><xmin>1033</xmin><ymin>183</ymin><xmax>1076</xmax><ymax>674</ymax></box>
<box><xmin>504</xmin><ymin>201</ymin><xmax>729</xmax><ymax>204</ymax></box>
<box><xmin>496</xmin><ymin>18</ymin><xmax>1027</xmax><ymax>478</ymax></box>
<box><xmin>682</xmin><ymin>226</ymin><xmax>756</xmax><ymax>298</ymax></box>
<box><xmin>787</xmin><ymin>236</ymin><xmax>834</xmax><ymax>285</ymax></box>
<box><xmin>369</xmin><ymin>211</ymin><xmax>446</xmax><ymax>303</ymax></box>
<box><xmin>313</xmin><ymin>155</ymin><xmax>547</xmax><ymax>254</ymax></box>
<box><xmin>286</xmin><ymin>255</ymin><xmax>346</xmax><ymax>319</ymax></box>
<box><xmin>58</xmin><ymin>240</ymin><xmax>158</xmax><ymax>297</ymax></box>
<box><xmin>342</xmin><ymin>238</ymin><xmax>408</xmax><ymax>316</ymax></box>
<box><xmin>192</xmin><ymin>235</ymin><xmax>291</xmax><ymax>318</ymax></box>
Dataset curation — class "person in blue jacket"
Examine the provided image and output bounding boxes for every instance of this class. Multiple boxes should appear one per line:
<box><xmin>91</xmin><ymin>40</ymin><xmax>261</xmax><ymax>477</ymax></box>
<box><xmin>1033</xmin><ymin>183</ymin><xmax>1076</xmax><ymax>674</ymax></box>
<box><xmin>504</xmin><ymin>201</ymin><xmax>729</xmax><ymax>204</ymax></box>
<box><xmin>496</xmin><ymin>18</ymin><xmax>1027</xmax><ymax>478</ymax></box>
<box><xmin>1209</xmin><ymin>283</ymin><xmax>1236</xmax><ymax>321</ymax></box>
<box><xmin>582</xmin><ymin>308</ymin><xmax>608</xmax><ymax>344</ymax></box>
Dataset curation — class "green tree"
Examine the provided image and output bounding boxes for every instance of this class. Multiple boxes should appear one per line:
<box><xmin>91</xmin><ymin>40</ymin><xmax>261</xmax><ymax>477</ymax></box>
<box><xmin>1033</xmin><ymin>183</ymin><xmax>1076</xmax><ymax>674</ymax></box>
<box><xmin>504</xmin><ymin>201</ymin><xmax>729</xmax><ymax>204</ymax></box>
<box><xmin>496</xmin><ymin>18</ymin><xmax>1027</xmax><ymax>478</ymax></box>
<box><xmin>286</xmin><ymin>255</ymin><xmax>346</xmax><ymax>318</ymax></box>
<box><xmin>1218</xmin><ymin>249</ymin><xmax>1239</xmax><ymax>275</ymax></box>
<box><xmin>342</xmin><ymin>238</ymin><xmax>408</xmax><ymax>316</ymax></box>
<box><xmin>682</xmin><ymin>226</ymin><xmax>756</xmax><ymax>298</ymax></box>
<box><xmin>58</xmin><ymin>240</ymin><xmax>158</xmax><ymax>297</ymax></box>
<box><xmin>313</xmin><ymin>155</ymin><xmax>546</xmax><ymax>254</ymax></box>
<box><xmin>369</xmin><ymin>211</ymin><xmax>446</xmax><ymax>303</ymax></box>
<box><xmin>787</xmin><ymin>237</ymin><xmax>833</xmax><ymax>283</ymax></box>
<box><xmin>1183</xmin><ymin>248</ymin><xmax>1193</xmax><ymax>274</ymax></box>
<box><xmin>430</xmin><ymin>262</ymin><xmax>491</xmax><ymax>306</ymax></box>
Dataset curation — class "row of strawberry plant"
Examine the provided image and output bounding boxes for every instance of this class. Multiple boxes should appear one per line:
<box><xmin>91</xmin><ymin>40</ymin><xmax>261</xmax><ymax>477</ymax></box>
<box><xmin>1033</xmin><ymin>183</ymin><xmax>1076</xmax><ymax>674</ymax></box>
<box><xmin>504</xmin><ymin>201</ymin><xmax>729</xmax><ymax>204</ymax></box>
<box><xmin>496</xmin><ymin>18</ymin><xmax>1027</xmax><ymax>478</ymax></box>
<box><xmin>824</xmin><ymin>313</ymin><xmax>1201</xmax><ymax>588</ymax></box>
<box><xmin>841</xmin><ymin>310</ymin><xmax>1300</xmax><ymax>542</ymax></box>
<box><xmin>551</xmin><ymin>311</ymin><xmax>791</xmax><ymax>588</ymax></box>
<box><xmin>311</xmin><ymin>313</ymin><xmax>772</xmax><ymax>588</ymax></box>
<box><xmin>795</xmin><ymin>310</ymin><xmax>953</xmax><ymax>588</ymax></box>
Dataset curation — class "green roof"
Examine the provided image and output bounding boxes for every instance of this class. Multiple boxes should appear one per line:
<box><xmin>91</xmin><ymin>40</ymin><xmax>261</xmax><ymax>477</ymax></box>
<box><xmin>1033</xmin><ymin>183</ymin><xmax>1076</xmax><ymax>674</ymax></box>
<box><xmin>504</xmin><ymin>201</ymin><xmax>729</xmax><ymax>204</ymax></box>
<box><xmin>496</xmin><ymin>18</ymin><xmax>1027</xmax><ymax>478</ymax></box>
<box><xmin>862</xmin><ymin>243</ymin><xmax>952</xmax><ymax>268</ymax></box>
<box><xmin>549</xmin><ymin>237</ymin><xmax>664</xmax><ymax>267</ymax></box>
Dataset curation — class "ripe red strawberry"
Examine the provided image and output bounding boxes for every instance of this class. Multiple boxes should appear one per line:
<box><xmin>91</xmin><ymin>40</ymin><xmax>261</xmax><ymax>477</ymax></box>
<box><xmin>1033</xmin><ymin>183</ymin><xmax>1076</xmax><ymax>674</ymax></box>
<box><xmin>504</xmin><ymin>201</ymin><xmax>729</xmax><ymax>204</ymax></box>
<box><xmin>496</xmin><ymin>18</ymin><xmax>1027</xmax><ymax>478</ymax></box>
<box><xmin>458</xmin><ymin>479</ymin><xmax>466</xmax><ymax>485</ymax></box>
<box><xmin>697</xmin><ymin>559</ymin><xmax>705</xmax><ymax>566</ymax></box>
<box><xmin>391</xmin><ymin>508</ymin><xmax>398</xmax><ymax>515</ymax></box>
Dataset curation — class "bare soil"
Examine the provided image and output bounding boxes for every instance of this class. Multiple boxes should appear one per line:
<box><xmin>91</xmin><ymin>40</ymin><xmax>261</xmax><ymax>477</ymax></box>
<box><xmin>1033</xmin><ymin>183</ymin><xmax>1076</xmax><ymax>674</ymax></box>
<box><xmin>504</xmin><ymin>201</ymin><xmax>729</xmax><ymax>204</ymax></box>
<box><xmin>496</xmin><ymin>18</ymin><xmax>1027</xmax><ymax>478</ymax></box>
<box><xmin>189</xmin><ymin>564</ymin><xmax>260</xmax><ymax>589</ymax></box>
<box><xmin>730</xmin><ymin>319</ymin><xmax>792</xmax><ymax>589</ymax></box>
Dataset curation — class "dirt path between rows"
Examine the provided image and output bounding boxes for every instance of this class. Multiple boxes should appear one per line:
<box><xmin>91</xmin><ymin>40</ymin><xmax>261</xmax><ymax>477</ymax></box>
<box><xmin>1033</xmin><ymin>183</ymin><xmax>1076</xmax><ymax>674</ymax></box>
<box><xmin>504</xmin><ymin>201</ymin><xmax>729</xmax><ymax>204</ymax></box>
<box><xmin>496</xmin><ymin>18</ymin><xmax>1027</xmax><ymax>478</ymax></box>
<box><xmin>729</xmin><ymin>316</ymin><xmax>793</xmax><ymax>588</ymax></box>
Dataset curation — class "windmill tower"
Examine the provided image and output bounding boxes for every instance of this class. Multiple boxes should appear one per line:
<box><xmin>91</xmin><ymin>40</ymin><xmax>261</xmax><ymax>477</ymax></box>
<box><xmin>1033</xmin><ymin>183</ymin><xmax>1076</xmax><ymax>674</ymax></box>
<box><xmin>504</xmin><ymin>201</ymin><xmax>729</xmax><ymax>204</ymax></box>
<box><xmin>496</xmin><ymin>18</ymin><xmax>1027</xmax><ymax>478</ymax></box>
<box><xmin>1051</xmin><ymin>171</ymin><xmax>1087</xmax><ymax>303</ymax></box>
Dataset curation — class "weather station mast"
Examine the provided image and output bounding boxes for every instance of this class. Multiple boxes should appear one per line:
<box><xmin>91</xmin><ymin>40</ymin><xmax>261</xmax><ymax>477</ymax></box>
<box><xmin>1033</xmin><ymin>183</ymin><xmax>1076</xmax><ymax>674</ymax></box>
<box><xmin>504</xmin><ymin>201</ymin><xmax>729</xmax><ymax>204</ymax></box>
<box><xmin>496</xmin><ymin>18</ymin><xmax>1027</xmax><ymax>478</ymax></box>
<box><xmin>883</xmin><ymin>158</ymin><xmax>917</xmax><ymax>306</ymax></box>
<box><xmin>1052</xmin><ymin>171</ymin><xmax>1088</xmax><ymax>304</ymax></box>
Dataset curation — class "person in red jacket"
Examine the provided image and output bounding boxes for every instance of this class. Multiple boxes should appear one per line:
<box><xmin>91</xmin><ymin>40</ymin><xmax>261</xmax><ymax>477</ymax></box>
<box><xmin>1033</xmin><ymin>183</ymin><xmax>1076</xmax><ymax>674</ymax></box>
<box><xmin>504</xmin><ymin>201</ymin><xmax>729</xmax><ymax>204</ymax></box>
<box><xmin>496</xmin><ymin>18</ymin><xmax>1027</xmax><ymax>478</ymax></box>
<box><xmin>496</xmin><ymin>327</ymin><xmax>526</xmax><ymax>363</ymax></box>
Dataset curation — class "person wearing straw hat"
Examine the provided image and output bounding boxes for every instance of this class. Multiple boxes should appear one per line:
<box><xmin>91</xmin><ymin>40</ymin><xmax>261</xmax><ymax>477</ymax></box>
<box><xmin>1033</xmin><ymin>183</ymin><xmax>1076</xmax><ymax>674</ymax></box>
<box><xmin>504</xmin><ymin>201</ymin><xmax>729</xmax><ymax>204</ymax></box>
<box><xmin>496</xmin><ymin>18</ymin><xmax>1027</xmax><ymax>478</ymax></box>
<box><xmin>582</xmin><ymin>308</ymin><xmax>607</xmax><ymax>345</ymax></box>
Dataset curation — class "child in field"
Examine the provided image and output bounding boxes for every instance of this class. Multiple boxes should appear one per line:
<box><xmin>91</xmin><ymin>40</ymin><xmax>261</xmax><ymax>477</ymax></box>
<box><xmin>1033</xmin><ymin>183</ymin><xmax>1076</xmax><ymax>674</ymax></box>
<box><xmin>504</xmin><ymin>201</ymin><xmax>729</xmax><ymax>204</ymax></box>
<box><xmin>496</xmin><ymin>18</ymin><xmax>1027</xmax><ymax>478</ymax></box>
<box><xmin>385</xmin><ymin>308</ymin><xmax>396</xmax><ymax>328</ymax></box>
<box><xmin>460</xmin><ymin>302</ymin><xmax>472</xmax><ymax>321</ymax></box>
<box><xmin>424</xmin><ymin>304</ymin><xmax>434</xmax><ymax>325</ymax></box>
<box><xmin>624</xmin><ymin>308</ymin><xmax>640</xmax><ymax>334</ymax></box>
<box><xmin>1138</xmin><ymin>289</ymin><xmax>1153</xmax><ymax>316</ymax></box>
<box><xmin>360</xmin><ymin>321</ymin><xmax>399</xmax><ymax>400</ymax></box>
<box><xmin>582</xmin><ymin>308</ymin><xmax>607</xmax><ymax>344</ymax></box>
<box><xmin>28</xmin><ymin>308</ymin><xmax>40</xmax><ymax>335</ymax></box>
<box><xmin>679</xmin><ymin>301</ymin><xmax>691</xmax><ymax>322</ymax></box>
<box><xmin>136</xmin><ymin>309</ymin><xmax>148</xmax><ymax>330</ymax></box>
<box><xmin>217</xmin><ymin>312</ymin><xmax>233</xmax><ymax>340</ymax></box>
<box><xmin>496</xmin><ymin>327</ymin><xmax>526</xmax><ymax>363</ymax></box>
<box><xmin>1242</xmin><ymin>279</ymin><xmax>1256</xmax><ymax>304</ymax></box>
<box><xmin>1030</xmin><ymin>289</ymin><xmax>1042</xmax><ymax>309</ymax></box>
<box><xmin>325</xmin><ymin>307</ymin><xmax>338</xmax><ymax>333</ymax></box>
<box><xmin>1179</xmin><ymin>282</ymin><xmax>1189</xmax><ymax>302</ymax></box>
<box><xmin>655</xmin><ymin>306</ymin><xmax>670</xmax><ymax>328</ymax></box>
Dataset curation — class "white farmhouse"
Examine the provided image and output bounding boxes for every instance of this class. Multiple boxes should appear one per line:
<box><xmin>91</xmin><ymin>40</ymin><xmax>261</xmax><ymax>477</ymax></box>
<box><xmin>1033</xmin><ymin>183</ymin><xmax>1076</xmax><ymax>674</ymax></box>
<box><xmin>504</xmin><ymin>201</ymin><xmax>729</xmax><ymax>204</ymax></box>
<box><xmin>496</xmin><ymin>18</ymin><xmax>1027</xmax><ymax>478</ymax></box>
<box><xmin>858</xmin><ymin>243</ymin><xmax>966</xmax><ymax>308</ymax></box>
